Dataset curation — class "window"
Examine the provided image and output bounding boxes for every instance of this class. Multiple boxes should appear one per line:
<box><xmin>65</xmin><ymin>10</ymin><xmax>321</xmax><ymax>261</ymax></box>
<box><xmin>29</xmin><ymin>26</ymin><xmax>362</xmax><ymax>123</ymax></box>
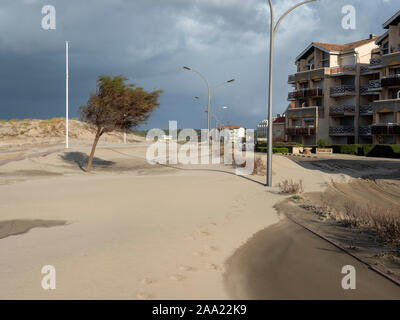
<box><xmin>307</xmin><ymin>57</ymin><xmax>315</xmax><ymax>70</ymax></box>
<box><xmin>383</xmin><ymin>42</ymin><xmax>389</xmax><ymax>55</ymax></box>
<box><xmin>321</xmin><ymin>52</ymin><xmax>329</xmax><ymax>68</ymax></box>
<box><xmin>390</xmin><ymin>88</ymin><xmax>400</xmax><ymax>99</ymax></box>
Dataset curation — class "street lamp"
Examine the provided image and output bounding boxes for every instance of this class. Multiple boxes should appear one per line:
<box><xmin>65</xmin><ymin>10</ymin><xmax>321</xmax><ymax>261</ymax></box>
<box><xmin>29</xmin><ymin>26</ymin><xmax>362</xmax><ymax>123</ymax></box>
<box><xmin>183</xmin><ymin>66</ymin><xmax>235</xmax><ymax>131</ymax></box>
<box><xmin>194</xmin><ymin>97</ymin><xmax>229</xmax><ymax>129</ymax></box>
<box><xmin>265</xmin><ymin>0</ymin><xmax>318</xmax><ymax>187</ymax></box>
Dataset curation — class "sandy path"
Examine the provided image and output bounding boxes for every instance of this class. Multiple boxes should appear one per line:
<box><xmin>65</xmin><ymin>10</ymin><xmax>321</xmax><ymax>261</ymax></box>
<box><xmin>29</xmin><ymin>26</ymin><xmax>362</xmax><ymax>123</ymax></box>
<box><xmin>0</xmin><ymin>164</ymin><xmax>281</xmax><ymax>299</ymax></box>
<box><xmin>224</xmin><ymin>219</ymin><xmax>400</xmax><ymax>300</ymax></box>
<box><xmin>2</xmin><ymin>144</ymin><xmax>399</xmax><ymax>300</ymax></box>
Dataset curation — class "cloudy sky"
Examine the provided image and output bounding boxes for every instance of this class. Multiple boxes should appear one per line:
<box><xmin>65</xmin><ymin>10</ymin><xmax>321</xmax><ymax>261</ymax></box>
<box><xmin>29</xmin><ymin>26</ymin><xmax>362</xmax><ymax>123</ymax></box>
<box><xmin>0</xmin><ymin>0</ymin><xmax>397</xmax><ymax>129</ymax></box>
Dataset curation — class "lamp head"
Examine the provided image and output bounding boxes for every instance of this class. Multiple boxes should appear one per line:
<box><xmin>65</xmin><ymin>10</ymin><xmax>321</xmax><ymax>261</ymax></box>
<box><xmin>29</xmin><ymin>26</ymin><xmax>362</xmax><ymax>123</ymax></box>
<box><xmin>227</xmin><ymin>79</ymin><xmax>235</xmax><ymax>83</ymax></box>
<box><xmin>183</xmin><ymin>66</ymin><xmax>191</xmax><ymax>71</ymax></box>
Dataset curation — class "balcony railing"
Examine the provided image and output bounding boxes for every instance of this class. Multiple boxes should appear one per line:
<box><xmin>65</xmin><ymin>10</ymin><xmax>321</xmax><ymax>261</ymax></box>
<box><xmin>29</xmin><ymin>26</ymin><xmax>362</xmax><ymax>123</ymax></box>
<box><xmin>360</xmin><ymin>104</ymin><xmax>373</xmax><ymax>115</ymax></box>
<box><xmin>370</xmin><ymin>58</ymin><xmax>383</xmax><ymax>66</ymax></box>
<box><xmin>371</xmin><ymin>123</ymin><xmax>400</xmax><ymax>135</ymax></box>
<box><xmin>288</xmin><ymin>74</ymin><xmax>295</xmax><ymax>84</ymax></box>
<box><xmin>329</xmin><ymin>126</ymin><xmax>355</xmax><ymax>136</ymax></box>
<box><xmin>330</xmin><ymin>65</ymin><xmax>356</xmax><ymax>76</ymax></box>
<box><xmin>330</xmin><ymin>85</ymin><xmax>356</xmax><ymax>96</ymax></box>
<box><xmin>359</xmin><ymin>126</ymin><xmax>372</xmax><ymax>136</ymax></box>
<box><xmin>329</xmin><ymin>105</ymin><xmax>355</xmax><ymax>116</ymax></box>
<box><xmin>381</xmin><ymin>74</ymin><xmax>400</xmax><ymax>87</ymax></box>
<box><xmin>369</xmin><ymin>79</ymin><xmax>381</xmax><ymax>89</ymax></box>
<box><xmin>288</xmin><ymin>88</ymin><xmax>323</xmax><ymax>101</ymax></box>
<box><xmin>286</xmin><ymin>127</ymin><xmax>316</xmax><ymax>136</ymax></box>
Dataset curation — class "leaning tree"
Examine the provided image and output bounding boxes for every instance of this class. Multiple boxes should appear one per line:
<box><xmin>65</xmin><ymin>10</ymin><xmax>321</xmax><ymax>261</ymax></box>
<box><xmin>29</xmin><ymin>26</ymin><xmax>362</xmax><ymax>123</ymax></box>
<box><xmin>80</xmin><ymin>75</ymin><xmax>162</xmax><ymax>172</ymax></box>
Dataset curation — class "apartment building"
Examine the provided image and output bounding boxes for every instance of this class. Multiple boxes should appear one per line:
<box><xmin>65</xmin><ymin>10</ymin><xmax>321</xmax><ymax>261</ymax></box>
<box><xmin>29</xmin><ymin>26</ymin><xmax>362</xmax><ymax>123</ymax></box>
<box><xmin>286</xmin><ymin>35</ymin><xmax>379</xmax><ymax>145</ymax></box>
<box><xmin>257</xmin><ymin>113</ymin><xmax>286</xmax><ymax>141</ymax></box>
<box><xmin>369</xmin><ymin>10</ymin><xmax>400</xmax><ymax>144</ymax></box>
<box><xmin>217</xmin><ymin>125</ymin><xmax>246</xmax><ymax>143</ymax></box>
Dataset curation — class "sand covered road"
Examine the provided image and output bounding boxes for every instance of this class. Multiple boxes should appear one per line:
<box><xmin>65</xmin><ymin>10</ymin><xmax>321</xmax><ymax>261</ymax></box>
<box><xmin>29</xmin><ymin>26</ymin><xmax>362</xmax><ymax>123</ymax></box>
<box><xmin>1</xmin><ymin>143</ymin><xmax>400</xmax><ymax>299</ymax></box>
<box><xmin>224</xmin><ymin>218</ymin><xmax>400</xmax><ymax>300</ymax></box>
<box><xmin>0</xmin><ymin>145</ymin><xmax>283</xmax><ymax>299</ymax></box>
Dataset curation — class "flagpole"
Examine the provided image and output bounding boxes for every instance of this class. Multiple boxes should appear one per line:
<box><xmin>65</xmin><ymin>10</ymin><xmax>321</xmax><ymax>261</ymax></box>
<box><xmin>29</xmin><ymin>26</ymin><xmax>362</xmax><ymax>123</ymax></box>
<box><xmin>66</xmin><ymin>41</ymin><xmax>69</xmax><ymax>149</ymax></box>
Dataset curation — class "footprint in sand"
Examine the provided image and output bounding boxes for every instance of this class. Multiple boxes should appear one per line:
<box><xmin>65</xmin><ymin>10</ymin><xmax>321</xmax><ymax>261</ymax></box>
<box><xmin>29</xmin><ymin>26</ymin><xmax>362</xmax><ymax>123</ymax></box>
<box><xmin>191</xmin><ymin>231</ymin><xmax>212</xmax><ymax>239</ymax></box>
<box><xmin>139</xmin><ymin>277</ymin><xmax>157</xmax><ymax>285</ymax></box>
<box><xmin>179</xmin><ymin>265</ymin><xmax>196</xmax><ymax>272</ymax></box>
<box><xmin>206</xmin><ymin>264</ymin><xmax>224</xmax><ymax>273</ymax></box>
<box><xmin>193</xmin><ymin>251</ymin><xmax>207</xmax><ymax>257</ymax></box>
<box><xmin>136</xmin><ymin>292</ymin><xmax>153</xmax><ymax>300</ymax></box>
<box><xmin>205</xmin><ymin>245</ymin><xmax>219</xmax><ymax>252</ymax></box>
<box><xmin>169</xmin><ymin>274</ymin><xmax>187</xmax><ymax>281</ymax></box>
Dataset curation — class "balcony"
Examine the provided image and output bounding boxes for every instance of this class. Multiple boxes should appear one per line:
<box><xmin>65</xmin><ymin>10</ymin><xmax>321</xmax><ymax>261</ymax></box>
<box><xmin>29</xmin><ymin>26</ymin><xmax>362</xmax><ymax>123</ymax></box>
<box><xmin>369</xmin><ymin>57</ymin><xmax>383</xmax><ymax>68</ymax></box>
<box><xmin>330</xmin><ymin>65</ymin><xmax>356</xmax><ymax>76</ymax></box>
<box><xmin>369</xmin><ymin>79</ymin><xmax>382</xmax><ymax>90</ymax></box>
<box><xmin>361</xmin><ymin>65</ymin><xmax>379</xmax><ymax>74</ymax></box>
<box><xmin>286</xmin><ymin>127</ymin><xmax>316</xmax><ymax>136</ymax></box>
<box><xmin>329</xmin><ymin>105</ymin><xmax>355</xmax><ymax>116</ymax></box>
<box><xmin>329</xmin><ymin>126</ymin><xmax>355</xmax><ymax>136</ymax></box>
<box><xmin>288</xmin><ymin>88</ymin><xmax>323</xmax><ymax>101</ymax></box>
<box><xmin>371</xmin><ymin>99</ymin><xmax>400</xmax><ymax>113</ymax></box>
<box><xmin>381</xmin><ymin>74</ymin><xmax>400</xmax><ymax>87</ymax></box>
<box><xmin>359</xmin><ymin>126</ymin><xmax>372</xmax><ymax>136</ymax></box>
<box><xmin>379</xmin><ymin>51</ymin><xmax>400</xmax><ymax>68</ymax></box>
<box><xmin>371</xmin><ymin>123</ymin><xmax>400</xmax><ymax>135</ymax></box>
<box><xmin>360</xmin><ymin>104</ymin><xmax>373</xmax><ymax>115</ymax></box>
<box><xmin>330</xmin><ymin>85</ymin><xmax>355</xmax><ymax>97</ymax></box>
<box><xmin>288</xmin><ymin>74</ymin><xmax>295</xmax><ymax>84</ymax></box>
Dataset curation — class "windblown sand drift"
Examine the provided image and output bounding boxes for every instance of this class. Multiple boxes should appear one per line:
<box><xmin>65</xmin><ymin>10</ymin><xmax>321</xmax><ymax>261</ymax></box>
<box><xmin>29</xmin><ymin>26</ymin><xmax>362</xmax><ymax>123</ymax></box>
<box><xmin>0</xmin><ymin>118</ymin><xmax>144</xmax><ymax>148</ymax></box>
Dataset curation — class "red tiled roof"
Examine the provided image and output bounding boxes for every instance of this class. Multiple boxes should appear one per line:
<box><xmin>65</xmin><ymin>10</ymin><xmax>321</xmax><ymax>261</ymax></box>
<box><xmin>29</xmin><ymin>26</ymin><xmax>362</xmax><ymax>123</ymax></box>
<box><xmin>217</xmin><ymin>125</ymin><xmax>243</xmax><ymax>130</ymax></box>
<box><xmin>273</xmin><ymin>117</ymin><xmax>285</xmax><ymax>124</ymax></box>
<box><xmin>313</xmin><ymin>37</ymin><xmax>378</xmax><ymax>53</ymax></box>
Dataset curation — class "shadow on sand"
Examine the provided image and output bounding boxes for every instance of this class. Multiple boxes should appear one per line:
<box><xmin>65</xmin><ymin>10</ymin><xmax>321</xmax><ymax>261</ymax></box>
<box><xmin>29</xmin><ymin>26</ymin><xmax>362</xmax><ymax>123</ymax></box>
<box><xmin>60</xmin><ymin>152</ymin><xmax>116</xmax><ymax>172</ymax></box>
<box><xmin>105</xmin><ymin>147</ymin><xmax>266</xmax><ymax>186</ymax></box>
<box><xmin>288</xmin><ymin>156</ymin><xmax>400</xmax><ymax>180</ymax></box>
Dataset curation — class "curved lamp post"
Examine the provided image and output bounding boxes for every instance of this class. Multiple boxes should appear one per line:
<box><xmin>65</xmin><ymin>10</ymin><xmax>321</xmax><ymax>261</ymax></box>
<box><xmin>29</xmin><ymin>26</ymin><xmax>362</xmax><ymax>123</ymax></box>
<box><xmin>266</xmin><ymin>0</ymin><xmax>319</xmax><ymax>187</ymax></box>
<box><xmin>183</xmin><ymin>66</ymin><xmax>234</xmax><ymax>131</ymax></box>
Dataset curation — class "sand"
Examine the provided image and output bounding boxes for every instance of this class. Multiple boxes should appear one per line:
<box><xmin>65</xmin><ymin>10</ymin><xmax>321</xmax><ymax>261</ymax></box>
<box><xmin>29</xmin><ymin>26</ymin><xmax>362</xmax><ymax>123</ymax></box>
<box><xmin>0</xmin><ymin>220</ymin><xmax>67</xmax><ymax>240</ymax></box>
<box><xmin>1</xmin><ymin>141</ymin><xmax>400</xmax><ymax>299</ymax></box>
<box><xmin>224</xmin><ymin>218</ymin><xmax>400</xmax><ymax>300</ymax></box>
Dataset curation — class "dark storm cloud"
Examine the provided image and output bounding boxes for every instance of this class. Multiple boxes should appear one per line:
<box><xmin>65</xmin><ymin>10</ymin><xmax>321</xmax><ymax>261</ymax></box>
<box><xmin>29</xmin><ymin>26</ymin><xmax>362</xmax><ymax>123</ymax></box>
<box><xmin>0</xmin><ymin>0</ymin><xmax>397</xmax><ymax>128</ymax></box>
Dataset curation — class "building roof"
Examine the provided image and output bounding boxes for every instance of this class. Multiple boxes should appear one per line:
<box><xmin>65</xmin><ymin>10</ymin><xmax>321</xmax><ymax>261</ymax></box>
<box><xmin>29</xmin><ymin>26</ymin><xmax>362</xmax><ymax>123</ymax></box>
<box><xmin>296</xmin><ymin>36</ymin><xmax>378</xmax><ymax>62</ymax></box>
<box><xmin>383</xmin><ymin>9</ymin><xmax>400</xmax><ymax>29</ymax></box>
<box><xmin>217</xmin><ymin>125</ymin><xmax>244</xmax><ymax>130</ymax></box>
<box><xmin>376</xmin><ymin>31</ymin><xmax>389</xmax><ymax>45</ymax></box>
<box><xmin>273</xmin><ymin>116</ymin><xmax>285</xmax><ymax>124</ymax></box>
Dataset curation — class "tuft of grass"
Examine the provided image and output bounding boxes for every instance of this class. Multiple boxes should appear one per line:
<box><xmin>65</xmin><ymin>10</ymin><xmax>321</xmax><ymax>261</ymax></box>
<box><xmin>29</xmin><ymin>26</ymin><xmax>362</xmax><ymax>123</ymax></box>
<box><xmin>278</xmin><ymin>179</ymin><xmax>304</xmax><ymax>195</ymax></box>
<box><xmin>252</xmin><ymin>158</ymin><xmax>265</xmax><ymax>176</ymax></box>
<box><xmin>38</xmin><ymin>118</ymin><xmax>65</xmax><ymax>135</ymax></box>
<box><xmin>292</xmin><ymin>195</ymin><xmax>303</xmax><ymax>201</ymax></box>
<box><xmin>327</xmin><ymin>201</ymin><xmax>400</xmax><ymax>246</ymax></box>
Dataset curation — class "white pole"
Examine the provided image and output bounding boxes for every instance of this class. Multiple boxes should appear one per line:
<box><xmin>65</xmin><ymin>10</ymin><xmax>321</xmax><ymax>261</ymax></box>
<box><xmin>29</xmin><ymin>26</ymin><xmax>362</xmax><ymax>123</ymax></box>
<box><xmin>66</xmin><ymin>41</ymin><xmax>69</xmax><ymax>149</ymax></box>
<box><xmin>124</xmin><ymin>130</ymin><xmax>127</xmax><ymax>144</ymax></box>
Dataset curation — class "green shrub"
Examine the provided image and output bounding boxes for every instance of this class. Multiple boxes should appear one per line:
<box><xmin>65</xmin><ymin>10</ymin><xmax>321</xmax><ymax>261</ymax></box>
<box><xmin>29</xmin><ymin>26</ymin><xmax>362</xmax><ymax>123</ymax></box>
<box><xmin>366</xmin><ymin>145</ymin><xmax>400</xmax><ymax>159</ymax></box>
<box><xmin>256</xmin><ymin>142</ymin><xmax>267</xmax><ymax>149</ymax></box>
<box><xmin>273</xmin><ymin>147</ymin><xmax>289</xmax><ymax>154</ymax></box>
<box><xmin>332</xmin><ymin>144</ymin><xmax>361</xmax><ymax>155</ymax></box>
<box><xmin>317</xmin><ymin>139</ymin><xmax>328</xmax><ymax>148</ymax></box>
<box><xmin>331</xmin><ymin>144</ymin><xmax>400</xmax><ymax>158</ymax></box>
<box><xmin>256</xmin><ymin>147</ymin><xmax>267</xmax><ymax>153</ymax></box>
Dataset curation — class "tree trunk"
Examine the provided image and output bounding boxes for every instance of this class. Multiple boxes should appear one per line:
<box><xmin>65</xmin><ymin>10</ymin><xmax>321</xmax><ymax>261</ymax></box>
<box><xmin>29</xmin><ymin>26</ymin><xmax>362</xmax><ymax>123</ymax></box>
<box><xmin>86</xmin><ymin>130</ymin><xmax>102</xmax><ymax>173</ymax></box>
